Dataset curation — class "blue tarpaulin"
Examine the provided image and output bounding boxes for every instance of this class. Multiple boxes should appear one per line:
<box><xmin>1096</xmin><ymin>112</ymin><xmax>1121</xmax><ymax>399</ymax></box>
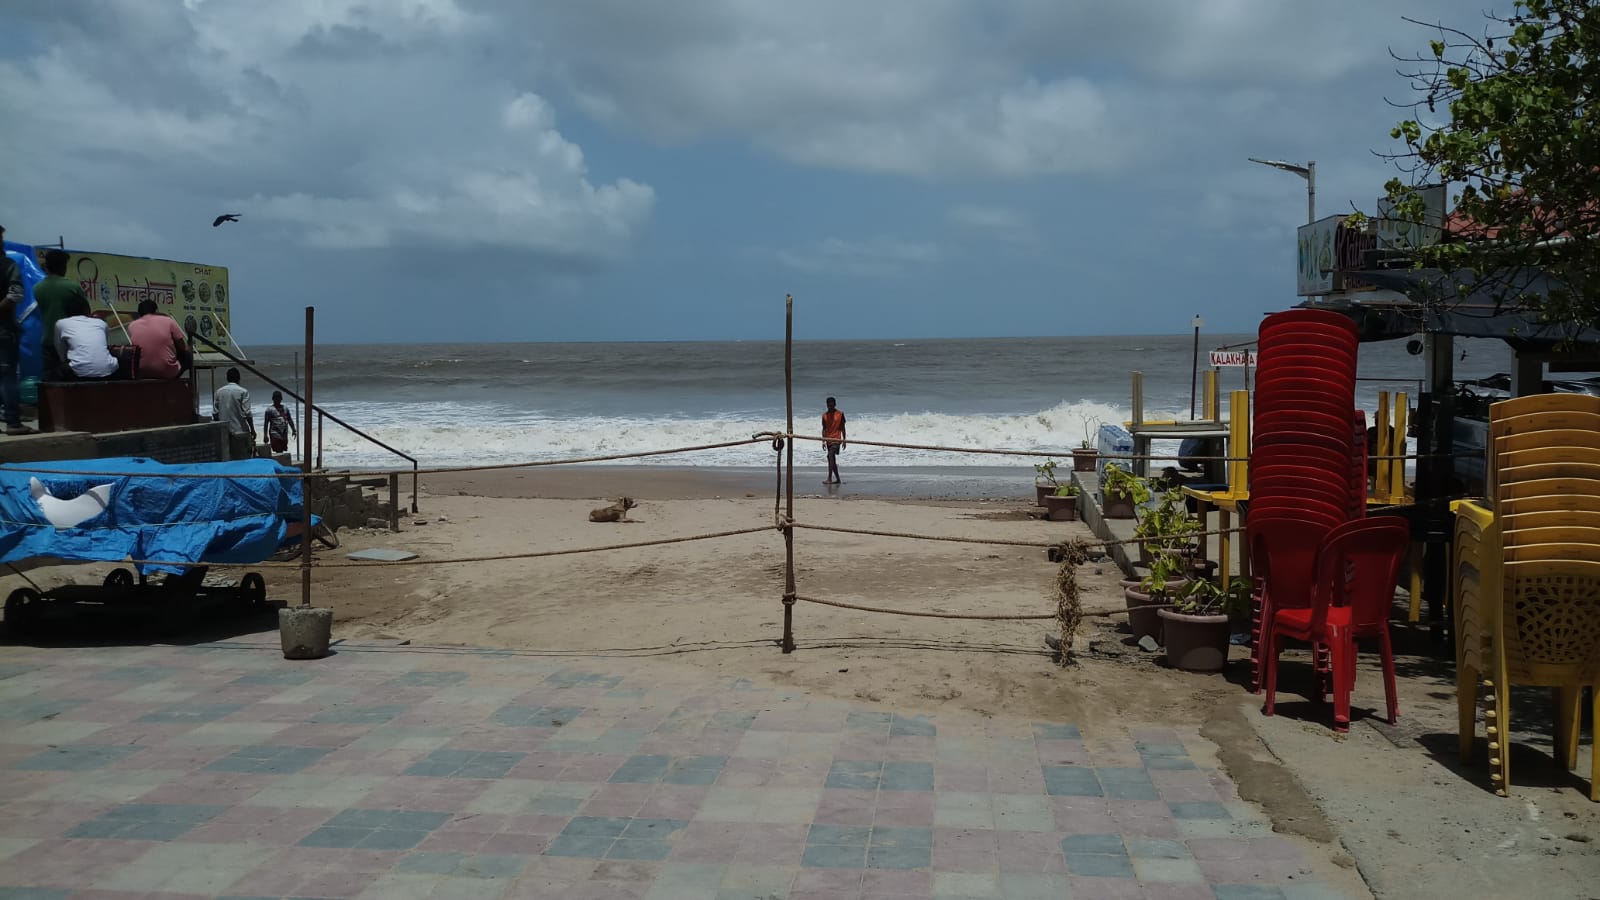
<box><xmin>0</xmin><ymin>457</ymin><xmax>303</xmax><ymax>573</ymax></box>
<box><xmin>3</xmin><ymin>240</ymin><xmax>47</xmax><ymax>401</ymax></box>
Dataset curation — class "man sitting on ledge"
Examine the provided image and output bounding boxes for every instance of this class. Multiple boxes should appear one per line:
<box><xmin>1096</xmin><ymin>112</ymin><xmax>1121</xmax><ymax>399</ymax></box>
<box><xmin>53</xmin><ymin>295</ymin><xmax>121</xmax><ymax>380</ymax></box>
<box><xmin>127</xmin><ymin>299</ymin><xmax>191</xmax><ymax>379</ymax></box>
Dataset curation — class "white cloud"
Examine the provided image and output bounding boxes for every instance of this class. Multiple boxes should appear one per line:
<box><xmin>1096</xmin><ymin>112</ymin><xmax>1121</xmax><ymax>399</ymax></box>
<box><xmin>778</xmin><ymin>237</ymin><xmax>940</xmax><ymax>277</ymax></box>
<box><xmin>0</xmin><ymin>1</ymin><xmax>652</xmax><ymax>259</ymax></box>
<box><xmin>509</xmin><ymin>0</ymin><xmax>1463</xmax><ymax>178</ymax></box>
<box><xmin>948</xmin><ymin>205</ymin><xmax>1030</xmax><ymax>231</ymax></box>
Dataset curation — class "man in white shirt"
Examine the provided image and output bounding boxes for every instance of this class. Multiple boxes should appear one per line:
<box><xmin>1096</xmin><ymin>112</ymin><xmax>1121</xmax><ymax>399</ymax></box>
<box><xmin>53</xmin><ymin>295</ymin><xmax>120</xmax><ymax>380</ymax></box>
<box><xmin>212</xmin><ymin>366</ymin><xmax>256</xmax><ymax>459</ymax></box>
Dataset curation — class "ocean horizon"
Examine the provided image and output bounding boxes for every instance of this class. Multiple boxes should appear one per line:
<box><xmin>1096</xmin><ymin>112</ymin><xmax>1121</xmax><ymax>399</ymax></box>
<box><xmin>210</xmin><ymin>334</ymin><xmax>1525</xmax><ymax>470</ymax></box>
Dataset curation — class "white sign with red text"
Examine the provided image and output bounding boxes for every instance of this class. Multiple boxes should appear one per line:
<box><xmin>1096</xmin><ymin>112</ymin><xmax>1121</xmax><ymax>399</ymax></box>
<box><xmin>1209</xmin><ymin>350</ymin><xmax>1257</xmax><ymax>368</ymax></box>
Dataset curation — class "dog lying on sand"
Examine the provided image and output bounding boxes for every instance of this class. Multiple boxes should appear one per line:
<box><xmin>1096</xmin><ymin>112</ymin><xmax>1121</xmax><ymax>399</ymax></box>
<box><xmin>588</xmin><ymin>497</ymin><xmax>638</xmax><ymax>523</ymax></box>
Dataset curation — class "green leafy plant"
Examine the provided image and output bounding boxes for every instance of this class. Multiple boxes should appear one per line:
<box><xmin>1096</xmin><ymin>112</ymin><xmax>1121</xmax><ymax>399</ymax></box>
<box><xmin>1053</xmin><ymin>483</ymin><xmax>1081</xmax><ymax>498</ymax></box>
<box><xmin>1034</xmin><ymin>458</ymin><xmax>1059</xmax><ymax>487</ymax></box>
<box><xmin>1139</xmin><ymin>553</ymin><xmax>1186</xmax><ymax>599</ymax></box>
<box><xmin>1373</xmin><ymin>0</ymin><xmax>1600</xmax><ymax>333</ymax></box>
<box><xmin>1172</xmin><ymin>578</ymin><xmax>1253</xmax><ymax>618</ymax></box>
<box><xmin>1101</xmin><ymin>463</ymin><xmax>1152</xmax><ymax>505</ymax></box>
<box><xmin>1134</xmin><ymin>488</ymin><xmax>1201</xmax><ymax>555</ymax></box>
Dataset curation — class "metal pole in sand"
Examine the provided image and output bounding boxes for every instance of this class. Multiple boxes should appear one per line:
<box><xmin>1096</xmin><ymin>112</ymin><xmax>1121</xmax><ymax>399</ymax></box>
<box><xmin>293</xmin><ymin>352</ymin><xmax>301</xmax><ymax>464</ymax></box>
<box><xmin>301</xmin><ymin>306</ymin><xmax>314</xmax><ymax>608</ymax></box>
<box><xmin>781</xmin><ymin>294</ymin><xmax>797</xmax><ymax>654</ymax></box>
<box><xmin>1188</xmin><ymin>315</ymin><xmax>1204</xmax><ymax>419</ymax></box>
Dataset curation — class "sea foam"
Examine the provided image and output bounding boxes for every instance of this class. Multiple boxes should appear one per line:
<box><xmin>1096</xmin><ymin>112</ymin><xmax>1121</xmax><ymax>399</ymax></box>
<box><xmin>307</xmin><ymin>399</ymin><xmax>1148</xmax><ymax>468</ymax></box>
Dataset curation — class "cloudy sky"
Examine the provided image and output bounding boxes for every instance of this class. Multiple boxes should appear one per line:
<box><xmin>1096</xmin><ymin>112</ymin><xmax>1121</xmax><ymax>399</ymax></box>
<box><xmin>1</xmin><ymin>0</ymin><xmax>1469</xmax><ymax>344</ymax></box>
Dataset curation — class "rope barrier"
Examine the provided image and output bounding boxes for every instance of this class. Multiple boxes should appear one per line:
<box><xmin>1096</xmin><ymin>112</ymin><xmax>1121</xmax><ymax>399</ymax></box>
<box><xmin>0</xmin><ymin>438</ymin><xmax>773</xmax><ymax>479</ymax></box>
<box><xmin>793</xmin><ymin>594</ymin><xmax>1057</xmax><ymax>620</ymax></box>
<box><xmin>118</xmin><ymin>526</ymin><xmax>773</xmax><ymax>570</ymax></box>
<box><xmin>0</xmin><ymin>431</ymin><xmax>1465</xmax><ymax>479</ymax></box>
<box><xmin>789</xmin><ymin>521</ymin><xmax>1243</xmax><ymax>551</ymax></box>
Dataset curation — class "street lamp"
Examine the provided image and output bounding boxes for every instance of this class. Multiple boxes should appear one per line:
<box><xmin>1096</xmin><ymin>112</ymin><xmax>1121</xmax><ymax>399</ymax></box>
<box><xmin>1247</xmin><ymin>158</ymin><xmax>1316</xmax><ymax>224</ymax></box>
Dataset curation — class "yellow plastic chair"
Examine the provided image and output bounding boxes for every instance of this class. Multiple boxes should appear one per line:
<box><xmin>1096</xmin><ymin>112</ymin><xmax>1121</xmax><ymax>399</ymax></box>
<box><xmin>1451</xmin><ymin>393</ymin><xmax>1600</xmax><ymax>800</ymax></box>
<box><xmin>1486</xmin><ymin>396</ymin><xmax>1600</xmax><ymax>498</ymax></box>
<box><xmin>1453</xmin><ymin>501</ymin><xmax>1600</xmax><ymax>800</ymax></box>
<box><xmin>1181</xmin><ymin>389</ymin><xmax>1251</xmax><ymax>586</ymax></box>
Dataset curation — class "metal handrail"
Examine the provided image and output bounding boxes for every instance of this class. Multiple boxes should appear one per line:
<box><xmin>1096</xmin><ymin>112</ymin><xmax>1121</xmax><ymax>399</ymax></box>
<box><xmin>189</xmin><ymin>333</ymin><xmax>419</xmax><ymax>512</ymax></box>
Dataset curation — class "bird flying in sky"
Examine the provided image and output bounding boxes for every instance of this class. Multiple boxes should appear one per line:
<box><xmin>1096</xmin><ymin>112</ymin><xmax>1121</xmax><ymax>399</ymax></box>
<box><xmin>212</xmin><ymin>214</ymin><xmax>241</xmax><ymax>227</ymax></box>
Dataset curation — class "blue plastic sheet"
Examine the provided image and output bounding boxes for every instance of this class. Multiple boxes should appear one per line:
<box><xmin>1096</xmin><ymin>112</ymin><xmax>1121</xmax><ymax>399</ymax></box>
<box><xmin>0</xmin><ymin>457</ymin><xmax>304</xmax><ymax>573</ymax></box>
<box><xmin>3</xmin><ymin>240</ymin><xmax>47</xmax><ymax>399</ymax></box>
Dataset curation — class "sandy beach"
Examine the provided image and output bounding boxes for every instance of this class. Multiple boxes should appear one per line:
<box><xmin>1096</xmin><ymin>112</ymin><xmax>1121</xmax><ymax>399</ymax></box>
<box><xmin>317</xmin><ymin>466</ymin><xmax>1196</xmax><ymax>729</ymax></box>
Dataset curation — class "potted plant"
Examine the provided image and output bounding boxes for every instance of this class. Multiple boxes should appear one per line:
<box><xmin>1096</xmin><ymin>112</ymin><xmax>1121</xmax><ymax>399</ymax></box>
<box><xmin>1033</xmin><ymin>458</ymin><xmax>1060</xmax><ymax>506</ymax></box>
<box><xmin>1072</xmin><ymin>417</ymin><xmax>1099</xmax><ymax>472</ymax></box>
<box><xmin>1133</xmin><ymin>488</ymin><xmax>1201</xmax><ymax>564</ymax></box>
<box><xmin>1158</xmin><ymin>578</ymin><xmax>1252</xmax><ymax>672</ymax></box>
<box><xmin>1042</xmin><ymin>483</ymin><xmax>1080</xmax><ymax>521</ymax></box>
<box><xmin>1122</xmin><ymin>553</ymin><xmax>1186</xmax><ymax>643</ymax></box>
<box><xmin>1099</xmin><ymin>463</ymin><xmax>1149</xmax><ymax>519</ymax></box>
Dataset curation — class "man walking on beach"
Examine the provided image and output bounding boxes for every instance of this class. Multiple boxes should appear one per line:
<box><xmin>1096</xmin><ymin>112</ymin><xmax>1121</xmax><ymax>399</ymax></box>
<box><xmin>213</xmin><ymin>367</ymin><xmax>255</xmax><ymax>459</ymax></box>
<box><xmin>263</xmin><ymin>390</ymin><xmax>297</xmax><ymax>456</ymax></box>
<box><xmin>822</xmin><ymin>396</ymin><xmax>847</xmax><ymax>484</ymax></box>
<box><xmin>0</xmin><ymin>225</ymin><xmax>35</xmax><ymax>435</ymax></box>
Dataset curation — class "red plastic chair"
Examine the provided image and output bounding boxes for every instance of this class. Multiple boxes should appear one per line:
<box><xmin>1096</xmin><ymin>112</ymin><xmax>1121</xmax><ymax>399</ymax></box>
<box><xmin>1260</xmin><ymin>517</ymin><xmax>1411</xmax><ymax>731</ymax></box>
<box><xmin>1256</xmin><ymin>366</ymin><xmax>1355</xmax><ymax>386</ymax></box>
<box><xmin>1257</xmin><ymin>349</ymin><xmax>1358</xmax><ymax>372</ymax></box>
<box><xmin>1260</xmin><ymin>308</ymin><xmax>1360</xmax><ymax>336</ymax></box>
<box><xmin>1256</xmin><ymin>410</ymin><xmax>1359</xmax><ymax>441</ymax></box>
<box><xmin>1258</xmin><ymin>340</ymin><xmax>1358</xmax><ymax>362</ymax></box>
<box><xmin>1248</xmin><ymin>519</ymin><xmax>1337</xmax><ymax>693</ymax></box>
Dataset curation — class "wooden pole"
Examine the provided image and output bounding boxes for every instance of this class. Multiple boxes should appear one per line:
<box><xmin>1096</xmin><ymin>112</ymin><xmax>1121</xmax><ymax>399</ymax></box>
<box><xmin>301</xmin><ymin>307</ymin><xmax>314</xmax><ymax>608</ymax></box>
<box><xmin>316</xmin><ymin>411</ymin><xmax>324</xmax><ymax>470</ymax></box>
<box><xmin>781</xmin><ymin>294</ymin><xmax>797</xmax><ymax>654</ymax></box>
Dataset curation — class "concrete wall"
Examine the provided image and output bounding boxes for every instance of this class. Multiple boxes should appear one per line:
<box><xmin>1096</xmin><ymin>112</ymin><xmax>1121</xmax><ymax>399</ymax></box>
<box><xmin>0</xmin><ymin>423</ymin><xmax>230</xmax><ymax>466</ymax></box>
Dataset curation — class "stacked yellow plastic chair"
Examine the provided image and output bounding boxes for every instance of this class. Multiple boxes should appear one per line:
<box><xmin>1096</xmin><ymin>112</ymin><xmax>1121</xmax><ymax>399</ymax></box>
<box><xmin>1452</xmin><ymin>393</ymin><xmax>1600</xmax><ymax>800</ymax></box>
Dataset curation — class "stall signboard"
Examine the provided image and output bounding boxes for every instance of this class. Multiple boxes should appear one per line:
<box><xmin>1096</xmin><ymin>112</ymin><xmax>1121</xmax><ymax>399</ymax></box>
<box><xmin>1209</xmin><ymin>349</ymin><xmax>1258</xmax><ymax>368</ymax></box>
<box><xmin>1296</xmin><ymin>215</ymin><xmax>1377</xmax><ymax>296</ymax></box>
<box><xmin>1374</xmin><ymin>184</ymin><xmax>1447</xmax><ymax>250</ymax></box>
<box><xmin>38</xmin><ymin>249</ymin><xmax>231</xmax><ymax>348</ymax></box>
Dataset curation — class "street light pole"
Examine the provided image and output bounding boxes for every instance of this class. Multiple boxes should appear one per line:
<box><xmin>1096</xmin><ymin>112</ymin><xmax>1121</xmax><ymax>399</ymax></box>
<box><xmin>1189</xmin><ymin>315</ymin><xmax>1205</xmax><ymax>419</ymax></box>
<box><xmin>1247</xmin><ymin>157</ymin><xmax>1316</xmax><ymax>224</ymax></box>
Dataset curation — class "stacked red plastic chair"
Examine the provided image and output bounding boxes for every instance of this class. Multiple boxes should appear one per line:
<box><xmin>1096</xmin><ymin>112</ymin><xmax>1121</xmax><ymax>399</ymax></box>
<box><xmin>1249</xmin><ymin>309</ymin><xmax>1410</xmax><ymax>731</ymax></box>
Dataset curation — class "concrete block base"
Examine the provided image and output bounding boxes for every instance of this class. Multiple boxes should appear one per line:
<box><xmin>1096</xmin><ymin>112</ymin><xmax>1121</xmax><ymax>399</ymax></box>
<box><xmin>278</xmin><ymin>606</ymin><xmax>333</xmax><ymax>660</ymax></box>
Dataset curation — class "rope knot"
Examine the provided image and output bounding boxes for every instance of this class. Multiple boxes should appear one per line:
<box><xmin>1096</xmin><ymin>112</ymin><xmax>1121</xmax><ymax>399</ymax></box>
<box><xmin>775</xmin><ymin>513</ymin><xmax>794</xmax><ymax>530</ymax></box>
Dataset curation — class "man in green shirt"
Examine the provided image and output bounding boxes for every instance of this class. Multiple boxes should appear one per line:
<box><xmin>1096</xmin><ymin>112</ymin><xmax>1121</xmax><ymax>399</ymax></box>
<box><xmin>32</xmin><ymin>249</ymin><xmax>85</xmax><ymax>377</ymax></box>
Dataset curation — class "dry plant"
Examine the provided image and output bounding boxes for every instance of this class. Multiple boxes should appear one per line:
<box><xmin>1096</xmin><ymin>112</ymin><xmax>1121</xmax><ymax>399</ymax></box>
<box><xmin>1051</xmin><ymin>538</ymin><xmax>1091</xmax><ymax>666</ymax></box>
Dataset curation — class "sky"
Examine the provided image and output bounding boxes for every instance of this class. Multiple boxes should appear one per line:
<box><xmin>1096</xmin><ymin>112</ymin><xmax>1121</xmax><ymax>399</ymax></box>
<box><xmin>0</xmin><ymin>0</ymin><xmax>1475</xmax><ymax>345</ymax></box>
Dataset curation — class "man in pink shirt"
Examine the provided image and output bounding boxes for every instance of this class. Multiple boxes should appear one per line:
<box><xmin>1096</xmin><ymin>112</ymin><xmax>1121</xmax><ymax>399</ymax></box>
<box><xmin>126</xmin><ymin>300</ymin><xmax>192</xmax><ymax>379</ymax></box>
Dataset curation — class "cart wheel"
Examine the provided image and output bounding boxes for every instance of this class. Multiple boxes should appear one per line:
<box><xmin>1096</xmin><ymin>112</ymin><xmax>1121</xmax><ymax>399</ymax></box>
<box><xmin>104</xmin><ymin>568</ymin><xmax>135</xmax><ymax>588</ymax></box>
<box><xmin>5</xmin><ymin>588</ymin><xmax>43</xmax><ymax>631</ymax></box>
<box><xmin>313</xmin><ymin>522</ymin><xmax>340</xmax><ymax>550</ymax></box>
<box><xmin>241</xmin><ymin>572</ymin><xmax>267</xmax><ymax>609</ymax></box>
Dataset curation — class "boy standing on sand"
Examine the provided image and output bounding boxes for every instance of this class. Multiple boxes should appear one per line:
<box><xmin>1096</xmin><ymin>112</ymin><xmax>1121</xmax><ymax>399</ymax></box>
<box><xmin>822</xmin><ymin>396</ymin><xmax>847</xmax><ymax>484</ymax></box>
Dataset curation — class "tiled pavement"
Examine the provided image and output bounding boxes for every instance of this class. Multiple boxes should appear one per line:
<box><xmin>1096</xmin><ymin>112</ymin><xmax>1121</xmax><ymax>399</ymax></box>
<box><xmin>0</xmin><ymin>639</ymin><xmax>1354</xmax><ymax>899</ymax></box>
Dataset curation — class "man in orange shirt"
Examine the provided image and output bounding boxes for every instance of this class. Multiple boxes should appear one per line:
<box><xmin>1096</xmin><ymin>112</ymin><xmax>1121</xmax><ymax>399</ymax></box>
<box><xmin>822</xmin><ymin>396</ymin><xmax>847</xmax><ymax>484</ymax></box>
<box><xmin>126</xmin><ymin>300</ymin><xmax>192</xmax><ymax>379</ymax></box>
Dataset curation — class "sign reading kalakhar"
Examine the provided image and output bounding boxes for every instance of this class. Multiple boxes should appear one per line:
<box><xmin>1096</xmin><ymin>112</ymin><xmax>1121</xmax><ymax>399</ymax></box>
<box><xmin>36</xmin><ymin>250</ymin><xmax>231</xmax><ymax>347</ymax></box>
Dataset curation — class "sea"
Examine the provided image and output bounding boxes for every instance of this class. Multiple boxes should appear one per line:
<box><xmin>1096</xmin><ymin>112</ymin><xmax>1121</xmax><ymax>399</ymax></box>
<box><xmin>214</xmin><ymin>334</ymin><xmax>1526</xmax><ymax>477</ymax></box>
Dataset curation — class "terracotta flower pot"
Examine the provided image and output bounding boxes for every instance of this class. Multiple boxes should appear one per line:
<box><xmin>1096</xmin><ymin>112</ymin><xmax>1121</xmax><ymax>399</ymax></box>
<box><xmin>1102</xmin><ymin>495</ymin><xmax>1137</xmax><ymax>519</ymax></box>
<box><xmin>1157</xmin><ymin>609</ymin><xmax>1231</xmax><ymax>672</ymax></box>
<box><xmin>1035</xmin><ymin>484</ymin><xmax>1054</xmax><ymax>506</ymax></box>
<box><xmin>1072</xmin><ymin>448</ymin><xmax>1098</xmax><ymax>472</ymax></box>
<box><xmin>1042</xmin><ymin>494</ymin><xmax>1078</xmax><ymax>521</ymax></box>
<box><xmin>1122</xmin><ymin>579</ymin><xmax>1187</xmax><ymax>643</ymax></box>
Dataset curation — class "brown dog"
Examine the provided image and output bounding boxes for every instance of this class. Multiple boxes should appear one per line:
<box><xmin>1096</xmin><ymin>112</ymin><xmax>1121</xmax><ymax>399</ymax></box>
<box><xmin>588</xmin><ymin>497</ymin><xmax>638</xmax><ymax>523</ymax></box>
